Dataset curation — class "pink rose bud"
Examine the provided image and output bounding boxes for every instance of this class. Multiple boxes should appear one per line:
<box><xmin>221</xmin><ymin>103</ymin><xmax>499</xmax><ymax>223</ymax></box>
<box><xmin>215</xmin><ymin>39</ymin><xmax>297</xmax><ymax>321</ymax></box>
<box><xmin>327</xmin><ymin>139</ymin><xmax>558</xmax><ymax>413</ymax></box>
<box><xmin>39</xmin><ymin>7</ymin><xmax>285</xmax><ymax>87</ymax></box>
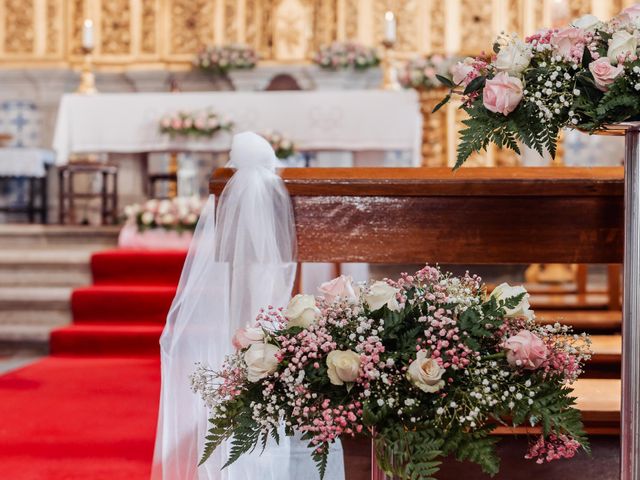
<box><xmin>504</xmin><ymin>329</ymin><xmax>548</xmax><ymax>370</ymax></box>
<box><xmin>482</xmin><ymin>72</ymin><xmax>523</xmax><ymax>116</ymax></box>
<box><xmin>589</xmin><ymin>57</ymin><xmax>624</xmax><ymax>91</ymax></box>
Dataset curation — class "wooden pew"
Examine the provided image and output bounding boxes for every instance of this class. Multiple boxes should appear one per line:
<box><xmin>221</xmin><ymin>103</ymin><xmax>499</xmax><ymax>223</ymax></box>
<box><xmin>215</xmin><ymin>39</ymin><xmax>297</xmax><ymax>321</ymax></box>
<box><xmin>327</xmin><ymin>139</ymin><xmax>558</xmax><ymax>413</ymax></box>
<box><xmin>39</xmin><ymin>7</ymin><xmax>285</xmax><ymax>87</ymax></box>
<box><xmin>211</xmin><ymin>167</ymin><xmax>623</xmax><ymax>476</ymax></box>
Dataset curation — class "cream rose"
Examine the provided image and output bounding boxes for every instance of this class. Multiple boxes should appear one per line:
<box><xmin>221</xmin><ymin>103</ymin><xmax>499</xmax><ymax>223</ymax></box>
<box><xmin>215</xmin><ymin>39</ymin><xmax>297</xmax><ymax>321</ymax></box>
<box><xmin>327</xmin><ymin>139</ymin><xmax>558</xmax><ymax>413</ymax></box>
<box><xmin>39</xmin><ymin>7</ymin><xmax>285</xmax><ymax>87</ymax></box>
<box><xmin>407</xmin><ymin>350</ymin><xmax>446</xmax><ymax>393</ymax></box>
<box><xmin>482</xmin><ymin>72</ymin><xmax>523</xmax><ymax>116</ymax></box>
<box><xmin>244</xmin><ymin>342</ymin><xmax>279</xmax><ymax>382</ymax></box>
<box><xmin>608</xmin><ymin>30</ymin><xmax>638</xmax><ymax>64</ymax></box>
<box><xmin>589</xmin><ymin>57</ymin><xmax>624</xmax><ymax>91</ymax></box>
<box><xmin>490</xmin><ymin>283</ymin><xmax>534</xmax><ymax>320</ymax></box>
<box><xmin>232</xmin><ymin>326</ymin><xmax>265</xmax><ymax>350</ymax></box>
<box><xmin>326</xmin><ymin>350</ymin><xmax>361</xmax><ymax>385</ymax></box>
<box><xmin>571</xmin><ymin>14</ymin><xmax>601</xmax><ymax>32</ymax></box>
<box><xmin>495</xmin><ymin>40</ymin><xmax>532</xmax><ymax>75</ymax></box>
<box><xmin>363</xmin><ymin>281</ymin><xmax>401</xmax><ymax>312</ymax></box>
<box><xmin>319</xmin><ymin>275</ymin><xmax>360</xmax><ymax>303</ymax></box>
<box><xmin>285</xmin><ymin>294</ymin><xmax>320</xmax><ymax>328</ymax></box>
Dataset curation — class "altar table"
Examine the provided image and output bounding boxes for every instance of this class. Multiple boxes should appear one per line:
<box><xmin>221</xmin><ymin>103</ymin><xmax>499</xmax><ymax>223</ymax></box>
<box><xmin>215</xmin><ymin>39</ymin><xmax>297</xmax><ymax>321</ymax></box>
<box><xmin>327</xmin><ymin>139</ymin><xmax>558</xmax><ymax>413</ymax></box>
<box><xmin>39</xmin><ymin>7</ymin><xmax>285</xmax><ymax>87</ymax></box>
<box><xmin>52</xmin><ymin>90</ymin><xmax>422</xmax><ymax>165</ymax></box>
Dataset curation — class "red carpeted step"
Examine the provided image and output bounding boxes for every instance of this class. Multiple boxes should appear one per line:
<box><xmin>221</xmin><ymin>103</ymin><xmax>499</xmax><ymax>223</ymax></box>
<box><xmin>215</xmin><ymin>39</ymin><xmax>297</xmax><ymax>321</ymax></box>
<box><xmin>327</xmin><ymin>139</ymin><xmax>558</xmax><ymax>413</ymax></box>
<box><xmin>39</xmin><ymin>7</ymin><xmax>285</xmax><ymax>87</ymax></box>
<box><xmin>91</xmin><ymin>249</ymin><xmax>186</xmax><ymax>286</ymax></box>
<box><xmin>50</xmin><ymin>323</ymin><xmax>164</xmax><ymax>356</ymax></box>
<box><xmin>71</xmin><ymin>285</ymin><xmax>176</xmax><ymax>324</ymax></box>
<box><xmin>0</xmin><ymin>356</ymin><xmax>159</xmax><ymax>479</ymax></box>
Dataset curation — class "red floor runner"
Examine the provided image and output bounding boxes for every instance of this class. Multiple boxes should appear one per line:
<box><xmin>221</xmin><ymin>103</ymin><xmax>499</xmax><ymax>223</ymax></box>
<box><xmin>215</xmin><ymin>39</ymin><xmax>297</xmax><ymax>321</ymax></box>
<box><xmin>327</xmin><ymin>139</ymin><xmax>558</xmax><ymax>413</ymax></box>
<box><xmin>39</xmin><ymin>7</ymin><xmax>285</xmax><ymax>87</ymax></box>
<box><xmin>0</xmin><ymin>249</ymin><xmax>185</xmax><ymax>479</ymax></box>
<box><xmin>0</xmin><ymin>356</ymin><xmax>160</xmax><ymax>480</ymax></box>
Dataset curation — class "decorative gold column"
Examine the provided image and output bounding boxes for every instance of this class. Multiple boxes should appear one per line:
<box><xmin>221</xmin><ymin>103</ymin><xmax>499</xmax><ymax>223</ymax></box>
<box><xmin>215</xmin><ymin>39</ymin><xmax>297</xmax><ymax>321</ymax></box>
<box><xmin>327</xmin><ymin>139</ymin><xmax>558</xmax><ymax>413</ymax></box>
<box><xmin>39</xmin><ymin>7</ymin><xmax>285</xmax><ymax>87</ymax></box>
<box><xmin>419</xmin><ymin>88</ymin><xmax>449</xmax><ymax>167</ymax></box>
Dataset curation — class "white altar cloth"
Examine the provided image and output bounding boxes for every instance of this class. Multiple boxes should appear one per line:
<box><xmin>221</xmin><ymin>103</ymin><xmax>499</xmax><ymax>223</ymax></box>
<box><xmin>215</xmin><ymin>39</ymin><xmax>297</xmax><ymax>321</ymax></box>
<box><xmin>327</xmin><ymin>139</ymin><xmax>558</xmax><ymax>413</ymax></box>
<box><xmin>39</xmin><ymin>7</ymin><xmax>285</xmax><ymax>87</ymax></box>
<box><xmin>0</xmin><ymin>148</ymin><xmax>55</xmax><ymax>177</ymax></box>
<box><xmin>52</xmin><ymin>90</ymin><xmax>422</xmax><ymax>165</ymax></box>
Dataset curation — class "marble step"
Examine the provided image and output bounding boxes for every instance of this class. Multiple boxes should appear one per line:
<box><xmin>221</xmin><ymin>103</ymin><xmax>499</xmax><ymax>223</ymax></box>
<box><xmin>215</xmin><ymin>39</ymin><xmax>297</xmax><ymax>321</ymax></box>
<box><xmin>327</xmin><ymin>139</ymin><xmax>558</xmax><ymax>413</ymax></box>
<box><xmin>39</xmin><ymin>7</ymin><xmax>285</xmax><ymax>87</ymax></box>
<box><xmin>0</xmin><ymin>250</ymin><xmax>91</xmax><ymax>286</ymax></box>
<box><xmin>0</xmin><ymin>225</ymin><xmax>119</xmax><ymax>250</ymax></box>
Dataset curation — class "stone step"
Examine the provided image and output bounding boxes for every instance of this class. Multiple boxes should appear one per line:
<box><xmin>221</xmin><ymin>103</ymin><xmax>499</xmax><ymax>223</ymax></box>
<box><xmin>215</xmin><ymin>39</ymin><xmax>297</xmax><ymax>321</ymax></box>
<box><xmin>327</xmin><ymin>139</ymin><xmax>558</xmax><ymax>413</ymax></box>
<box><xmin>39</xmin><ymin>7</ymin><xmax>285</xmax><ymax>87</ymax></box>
<box><xmin>0</xmin><ymin>250</ymin><xmax>91</xmax><ymax>286</ymax></box>
<box><xmin>0</xmin><ymin>287</ymin><xmax>71</xmax><ymax>344</ymax></box>
<box><xmin>0</xmin><ymin>225</ymin><xmax>119</xmax><ymax>250</ymax></box>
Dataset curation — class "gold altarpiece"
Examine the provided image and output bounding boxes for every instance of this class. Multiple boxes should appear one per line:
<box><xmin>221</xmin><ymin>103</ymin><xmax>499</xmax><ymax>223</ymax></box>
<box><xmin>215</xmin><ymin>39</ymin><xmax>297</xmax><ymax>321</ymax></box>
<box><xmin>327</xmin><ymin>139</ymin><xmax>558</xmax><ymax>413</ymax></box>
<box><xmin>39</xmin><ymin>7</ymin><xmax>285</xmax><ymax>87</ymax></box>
<box><xmin>0</xmin><ymin>0</ymin><xmax>635</xmax><ymax>167</ymax></box>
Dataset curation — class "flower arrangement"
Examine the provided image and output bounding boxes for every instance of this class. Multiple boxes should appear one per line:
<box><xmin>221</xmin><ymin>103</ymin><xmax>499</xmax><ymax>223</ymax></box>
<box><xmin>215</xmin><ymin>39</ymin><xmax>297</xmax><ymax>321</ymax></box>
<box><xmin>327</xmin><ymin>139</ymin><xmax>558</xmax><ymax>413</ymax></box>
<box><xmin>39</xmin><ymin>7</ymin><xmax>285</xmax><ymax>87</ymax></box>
<box><xmin>124</xmin><ymin>197</ymin><xmax>203</xmax><ymax>233</ymax></box>
<box><xmin>159</xmin><ymin>110</ymin><xmax>233</xmax><ymax>138</ymax></box>
<box><xmin>398</xmin><ymin>55</ymin><xmax>463</xmax><ymax>90</ymax></box>
<box><xmin>313</xmin><ymin>41</ymin><xmax>380</xmax><ymax>70</ymax></box>
<box><xmin>194</xmin><ymin>44</ymin><xmax>258</xmax><ymax>74</ymax></box>
<box><xmin>192</xmin><ymin>266</ymin><xmax>591</xmax><ymax>479</ymax></box>
<box><xmin>436</xmin><ymin>4</ymin><xmax>640</xmax><ymax>169</ymax></box>
<box><xmin>261</xmin><ymin>131</ymin><xmax>296</xmax><ymax>159</ymax></box>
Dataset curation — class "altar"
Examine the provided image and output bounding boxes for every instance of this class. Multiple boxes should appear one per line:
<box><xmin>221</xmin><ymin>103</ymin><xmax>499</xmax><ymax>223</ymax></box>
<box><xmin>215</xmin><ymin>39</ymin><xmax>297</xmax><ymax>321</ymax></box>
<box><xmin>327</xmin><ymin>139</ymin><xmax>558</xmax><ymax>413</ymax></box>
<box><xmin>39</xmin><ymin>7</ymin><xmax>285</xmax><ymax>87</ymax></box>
<box><xmin>52</xmin><ymin>90</ymin><xmax>422</xmax><ymax>166</ymax></box>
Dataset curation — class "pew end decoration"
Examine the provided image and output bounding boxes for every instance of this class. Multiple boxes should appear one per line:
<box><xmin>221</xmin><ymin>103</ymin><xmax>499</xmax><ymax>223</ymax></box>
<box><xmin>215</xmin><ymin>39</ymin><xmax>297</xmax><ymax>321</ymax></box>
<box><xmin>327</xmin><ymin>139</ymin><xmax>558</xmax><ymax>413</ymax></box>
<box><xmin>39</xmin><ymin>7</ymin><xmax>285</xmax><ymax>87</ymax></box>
<box><xmin>159</xmin><ymin>110</ymin><xmax>233</xmax><ymax>138</ymax></box>
<box><xmin>192</xmin><ymin>266</ymin><xmax>591</xmax><ymax>479</ymax></box>
<box><xmin>194</xmin><ymin>44</ymin><xmax>258</xmax><ymax>75</ymax></box>
<box><xmin>437</xmin><ymin>5</ymin><xmax>640</xmax><ymax>169</ymax></box>
<box><xmin>313</xmin><ymin>41</ymin><xmax>380</xmax><ymax>70</ymax></box>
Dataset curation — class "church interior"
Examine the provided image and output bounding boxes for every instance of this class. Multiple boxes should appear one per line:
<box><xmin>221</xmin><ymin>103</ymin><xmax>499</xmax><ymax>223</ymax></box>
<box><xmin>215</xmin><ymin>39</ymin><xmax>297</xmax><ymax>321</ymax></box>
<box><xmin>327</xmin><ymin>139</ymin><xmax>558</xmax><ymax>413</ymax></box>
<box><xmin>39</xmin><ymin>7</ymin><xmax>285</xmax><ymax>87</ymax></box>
<box><xmin>0</xmin><ymin>1</ymin><xmax>632</xmax><ymax>479</ymax></box>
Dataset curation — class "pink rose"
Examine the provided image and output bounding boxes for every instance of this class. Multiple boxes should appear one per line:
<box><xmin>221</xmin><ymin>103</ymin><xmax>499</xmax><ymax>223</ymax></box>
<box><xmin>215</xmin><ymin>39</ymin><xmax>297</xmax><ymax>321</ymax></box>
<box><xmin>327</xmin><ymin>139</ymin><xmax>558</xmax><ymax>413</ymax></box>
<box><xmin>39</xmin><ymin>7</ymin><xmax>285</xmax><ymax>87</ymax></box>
<box><xmin>171</xmin><ymin>118</ymin><xmax>182</xmax><ymax>129</ymax></box>
<box><xmin>451</xmin><ymin>58</ymin><xmax>475</xmax><ymax>86</ymax></box>
<box><xmin>617</xmin><ymin>5</ymin><xmax>640</xmax><ymax>26</ymax></box>
<box><xmin>232</xmin><ymin>326</ymin><xmax>264</xmax><ymax>350</ymax></box>
<box><xmin>589</xmin><ymin>57</ymin><xmax>624</xmax><ymax>91</ymax></box>
<box><xmin>482</xmin><ymin>72</ymin><xmax>523</xmax><ymax>116</ymax></box>
<box><xmin>551</xmin><ymin>27</ymin><xmax>587</xmax><ymax>61</ymax></box>
<box><xmin>504</xmin><ymin>330</ymin><xmax>548</xmax><ymax>370</ymax></box>
<box><xmin>319</xmin><ymin>275</ymin><xmax>359</xmax><ymax>303</ymax></box>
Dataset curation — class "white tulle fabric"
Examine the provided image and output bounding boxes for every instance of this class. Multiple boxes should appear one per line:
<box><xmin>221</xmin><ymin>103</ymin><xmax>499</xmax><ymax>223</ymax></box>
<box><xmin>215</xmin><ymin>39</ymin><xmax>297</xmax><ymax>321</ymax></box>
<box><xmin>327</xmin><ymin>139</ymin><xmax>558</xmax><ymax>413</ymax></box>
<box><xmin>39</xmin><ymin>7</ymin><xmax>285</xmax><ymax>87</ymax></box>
<box><xmin>151</xmin><ymin>132</ymin><xmax>345</xmax><ymax>480</ymax></box>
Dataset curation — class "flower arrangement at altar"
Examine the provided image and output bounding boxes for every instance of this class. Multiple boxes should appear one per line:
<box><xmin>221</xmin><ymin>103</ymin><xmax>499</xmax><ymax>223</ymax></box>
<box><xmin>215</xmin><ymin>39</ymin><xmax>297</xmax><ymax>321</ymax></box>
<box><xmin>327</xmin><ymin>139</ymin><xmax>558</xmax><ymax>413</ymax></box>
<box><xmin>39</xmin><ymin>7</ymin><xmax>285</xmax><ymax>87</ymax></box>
<box><xmin>398</xmin><ymin>55</ymin><xmax>463</xmax><ymax>90</ymax></box>
<box><xmin>194</xmin><ymin>44</ymin><xmax>258</xmax><ymax>74</ymax></box>
<box><xmin>159</xmin><ymin>110</ymin><xmax>233</xmax><ymax>138</ymax></box>
<box><xmin>261</xmin><ymin>130</ymin><xmax>296</xmax><ymax>159</ymax></box>
<box><xmin>313</xmin><ymin>41</ymin><xmax>380</xmax><ymax>70</ymax></box>
<box><xmin>192</xmin><ymin>266</ymin><xmax>591</xmax><ymax>479</ymax></box>
<box><xmin>436</xmin><ymin>4</ymin><xmax>640</xmax><ymax>169</ymax></box>
<box><xmin>125</xmin><ymin>197</ymin><xmax>203</xmax><ymax>233</ymax></box>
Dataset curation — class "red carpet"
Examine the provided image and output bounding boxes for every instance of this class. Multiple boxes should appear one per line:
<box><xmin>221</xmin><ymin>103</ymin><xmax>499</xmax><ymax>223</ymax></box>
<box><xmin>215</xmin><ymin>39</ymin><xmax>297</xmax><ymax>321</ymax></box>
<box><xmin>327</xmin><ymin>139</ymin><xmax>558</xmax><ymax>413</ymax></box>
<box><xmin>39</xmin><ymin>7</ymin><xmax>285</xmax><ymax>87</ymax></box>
<box><xmin>0</xmin><ymin>249</ymin><xmax>187</xmax><ymax>479</ymax></box>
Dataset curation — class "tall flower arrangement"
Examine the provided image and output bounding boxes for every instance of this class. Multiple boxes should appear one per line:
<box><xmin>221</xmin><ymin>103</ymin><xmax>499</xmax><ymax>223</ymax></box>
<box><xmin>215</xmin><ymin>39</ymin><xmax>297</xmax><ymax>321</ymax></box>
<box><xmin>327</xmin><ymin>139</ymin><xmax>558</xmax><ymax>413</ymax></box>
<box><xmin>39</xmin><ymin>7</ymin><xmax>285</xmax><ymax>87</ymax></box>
<box><xmin>313</xmin><ymin>41</ymin><xmax>380</xmax><ymax>70</ymax></box>
<box><xmin>194</xmin><ymin>44</ymin><xmax>258</xmax><ymax>74</ymax></box>
<box><xmin>159</xmin><ymin>110</ymin><xmax>233</xmax><ymax>138</ymax></box>
<box><xmin>192</xmin><ymin>266</ymin><xmax>591</xmax><ymax>479</ymax></box>
<box><xmin>437</xmin><ymin>5</ymin><xmax>640</xmax><ymax>169</ymax></box>
<box><xmin>398</xmin><ymin>55</ymin><xmax>462</xmax><ymax>90</ymax></box>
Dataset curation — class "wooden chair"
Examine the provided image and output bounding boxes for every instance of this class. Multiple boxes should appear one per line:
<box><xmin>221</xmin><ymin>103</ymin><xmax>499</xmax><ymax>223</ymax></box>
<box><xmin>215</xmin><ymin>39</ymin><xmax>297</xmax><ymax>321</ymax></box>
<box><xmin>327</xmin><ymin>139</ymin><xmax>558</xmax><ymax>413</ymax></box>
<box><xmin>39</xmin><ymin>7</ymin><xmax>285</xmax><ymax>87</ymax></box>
<box><xmin>58</xmin><ymin>162</ymin><xmax>118</xmax><ymax>225</ymax></box>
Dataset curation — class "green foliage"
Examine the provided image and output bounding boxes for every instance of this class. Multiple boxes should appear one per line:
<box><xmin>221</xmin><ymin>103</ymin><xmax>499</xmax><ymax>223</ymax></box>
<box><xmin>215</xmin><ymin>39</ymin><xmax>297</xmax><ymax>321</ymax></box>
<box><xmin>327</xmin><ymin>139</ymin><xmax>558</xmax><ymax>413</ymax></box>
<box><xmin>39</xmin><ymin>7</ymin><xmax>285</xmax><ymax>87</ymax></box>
<box><xmin>375</xmin><ymin>425</ymin><xmax>444</xmax><ymax>480</ymax></box>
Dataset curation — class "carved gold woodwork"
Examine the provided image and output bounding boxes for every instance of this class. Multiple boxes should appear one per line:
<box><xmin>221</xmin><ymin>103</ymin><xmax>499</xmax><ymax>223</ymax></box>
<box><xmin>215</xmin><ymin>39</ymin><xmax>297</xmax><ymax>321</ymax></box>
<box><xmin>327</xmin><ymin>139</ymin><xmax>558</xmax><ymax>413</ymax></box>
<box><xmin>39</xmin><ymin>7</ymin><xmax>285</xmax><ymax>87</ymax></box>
<box><xmin>0</xmin><ymin>0</ymin><xmax>626</xmax><ymax>67</ymax></box>
<box><xmin>419</xmin><ymin>88</ymin><xmax>449</xmax><ymax>167</ymax></box>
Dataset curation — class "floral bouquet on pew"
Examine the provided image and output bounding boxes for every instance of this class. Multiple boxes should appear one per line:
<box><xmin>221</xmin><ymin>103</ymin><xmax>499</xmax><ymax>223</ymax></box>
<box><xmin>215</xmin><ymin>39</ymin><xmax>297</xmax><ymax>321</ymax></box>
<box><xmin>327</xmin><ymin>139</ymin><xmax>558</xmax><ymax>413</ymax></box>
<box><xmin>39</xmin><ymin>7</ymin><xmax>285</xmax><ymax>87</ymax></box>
<box><xmin>124</xmin><ymin>197</ymin><xmax>203</xmax><ymax>233</ymax></box>
<box><xmin>313</xmin><ymin>41</ymin><xmax>380</xmax><ymax>70</ymax></box>
<box><xmin>159</xmin><ymin>110</ymin><xmax>233</xmax><ymax>138</ymax></box>
<box><xmin>191</xmin><ymin>265</ymin><xmax>592</xmax><ymax>479</ymax></box>
<box><xmin>398</xmin><ymin>55</ymin><xmax>463</xmax><ymax>90</ymax></box>
<box><xmin>436</xmin><ymin>4</ymin><xmax>640</xmax><ymax>169</ymax></box>
<box><xmin>260</xmin><ymin>130</ymin><xmax>296</xmax><ymax>160</ymax></box>
<box><xmin>194</xmin><ymin>44</ymin><xmax>258</xmax><ymax>74</ymax></box>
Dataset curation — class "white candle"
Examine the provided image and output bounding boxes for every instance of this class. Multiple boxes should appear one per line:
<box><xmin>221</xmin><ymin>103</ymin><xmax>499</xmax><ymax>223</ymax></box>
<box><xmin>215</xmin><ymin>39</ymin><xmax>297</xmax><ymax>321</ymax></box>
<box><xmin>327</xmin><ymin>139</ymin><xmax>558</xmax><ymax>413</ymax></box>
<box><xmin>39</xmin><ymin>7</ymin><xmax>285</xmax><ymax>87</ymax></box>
<box><xmin>384</xmin><ymin>11</ymin><xmax>396</xmax><ymax>44</ymax></box>
<box><xmin>82</xmin><ymin>19</ymin><xmax>94</xmax><ymax>50</ymax></box>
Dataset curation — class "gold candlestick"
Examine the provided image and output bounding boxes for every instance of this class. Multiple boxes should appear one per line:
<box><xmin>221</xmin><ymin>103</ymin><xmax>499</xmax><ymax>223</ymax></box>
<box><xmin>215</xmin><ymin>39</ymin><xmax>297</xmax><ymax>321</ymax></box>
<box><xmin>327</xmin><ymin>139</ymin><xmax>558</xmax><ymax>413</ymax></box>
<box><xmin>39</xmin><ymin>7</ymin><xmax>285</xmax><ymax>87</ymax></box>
<box><xmin>77</xmin><ymin>47</ymin><xmax>97</xmax><ymax>94</ymax></box>
<box><xmin>381</xmin><ymin>40</ymin><xmax>395</xmax><ymax>90</ymax></box>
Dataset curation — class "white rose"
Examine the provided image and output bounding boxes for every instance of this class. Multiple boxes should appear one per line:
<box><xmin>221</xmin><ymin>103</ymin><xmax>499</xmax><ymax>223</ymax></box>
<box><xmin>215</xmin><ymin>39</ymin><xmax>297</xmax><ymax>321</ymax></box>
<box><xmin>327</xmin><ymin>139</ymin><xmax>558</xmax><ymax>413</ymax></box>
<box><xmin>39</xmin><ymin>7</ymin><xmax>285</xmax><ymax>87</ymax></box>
<box><xmin>608</xmin><ymin>30</ymin><xmax>638</xmax><ymax>64</ymax></box>
<box><xmin>407</xmin><ymin>350</ymin><xmax>446</xmax><ymax>393</ymax></box>
<box><xmin>158</xmin><ymin>199</ymin><xmax>173</xmax><ymax>215</ymax></box>
<box><xmin>326</xmin><ymin>350</ymin><xmax>361</xmax><ymax>385</ymax></box>
<box><xmin>244</xmin><ymin>342</ymin><xmax>279</xmax><ymax>382</ymax></box>
<box><xmin>571</xmin><ymin>14</ymin><xmax>601</xmax><ymax>32</ymax></box>
<box><xmin>232</xmin><ymin>326</ymin><xmax>265</xmax><ymax>350</ymax></box>
<box><xmin>141</xmin><ymin>211</ymin><xmax>154</xmax><ymax>225</ymax></box>
<box><xmin>495</xmin><ymin>40</ymin><xmax>532</xmax><ymax>75</ymax></box>
<box><xmin>285</xmin><ymin>294</ymin><xmax>320</xmax><ymax>328</ymax></box>
<box><xmin>364</xmin><ymin>281</ymin><xmax>401</xmax><ymax>312</ymax></box>
<box><xmin>490</xmin><ymin>282</ymin><xmax>534</xmax><ymax>320</ymax></box>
